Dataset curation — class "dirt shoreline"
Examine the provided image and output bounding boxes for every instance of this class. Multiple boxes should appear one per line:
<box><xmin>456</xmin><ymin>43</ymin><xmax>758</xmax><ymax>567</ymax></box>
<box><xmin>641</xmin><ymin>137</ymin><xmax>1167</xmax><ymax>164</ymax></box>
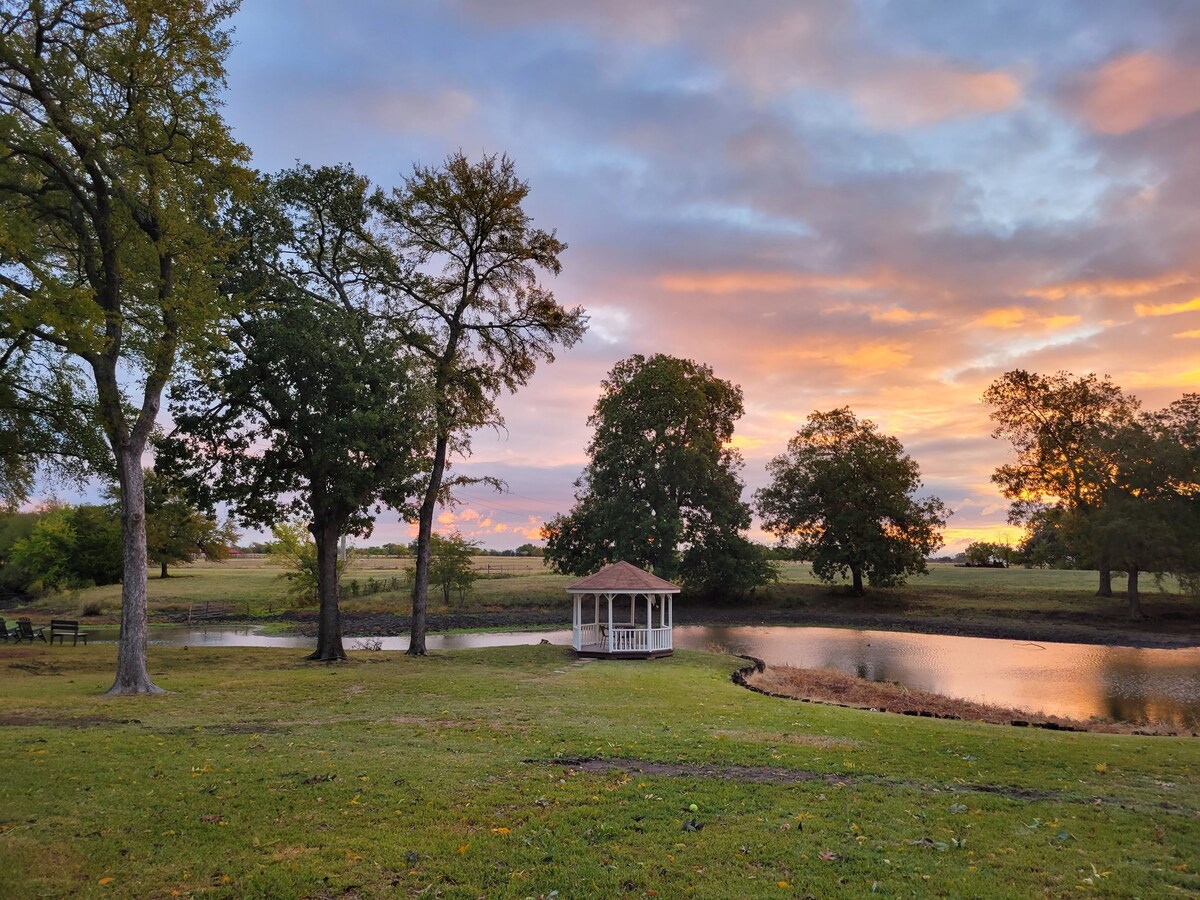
<box><xmin>275</xmin><ymin>604</ymin><xmax>1200</xmax><ymax>650</ymax></box>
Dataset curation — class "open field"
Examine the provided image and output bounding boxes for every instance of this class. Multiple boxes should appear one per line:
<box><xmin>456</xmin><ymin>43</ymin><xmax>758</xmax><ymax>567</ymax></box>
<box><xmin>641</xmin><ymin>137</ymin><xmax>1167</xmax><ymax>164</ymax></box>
<box><xmin>1</xmin><ymin>643</ymin><xmax>1197</xmax><ymax>898</ymax></box>
<box><xmin>18</xmin><ymin>558</ymin><xmax>1198</xmax><ymax>648</ymax></box>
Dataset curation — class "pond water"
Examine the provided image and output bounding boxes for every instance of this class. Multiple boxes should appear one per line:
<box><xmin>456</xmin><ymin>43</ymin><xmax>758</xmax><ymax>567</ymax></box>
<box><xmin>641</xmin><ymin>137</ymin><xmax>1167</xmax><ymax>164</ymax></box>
<box><xmin>86</xmin><ymin>624</ymin><xmax>1200</xmax><ymax>729</ymax></box>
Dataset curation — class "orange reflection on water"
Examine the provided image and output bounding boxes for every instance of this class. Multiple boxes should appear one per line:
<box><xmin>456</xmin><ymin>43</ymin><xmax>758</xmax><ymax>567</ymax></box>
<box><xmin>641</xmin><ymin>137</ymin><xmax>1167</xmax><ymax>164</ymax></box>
<box><xmin>674</xmin><ymin>626</ymin><xmax>1200</xmax><ymax>728</ymax></box>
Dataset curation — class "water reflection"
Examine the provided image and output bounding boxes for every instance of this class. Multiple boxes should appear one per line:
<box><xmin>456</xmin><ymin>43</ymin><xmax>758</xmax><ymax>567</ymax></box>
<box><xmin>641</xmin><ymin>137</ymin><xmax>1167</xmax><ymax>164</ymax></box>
<box><xmin>671</xmin><ymin>626</ymin><xmax>1200</xmax><ymax>729</ymax></box>
<box><xmin>85</xmin><ymin>624</ymin><xmax>1200</xmax><ymax>728</ymax></box>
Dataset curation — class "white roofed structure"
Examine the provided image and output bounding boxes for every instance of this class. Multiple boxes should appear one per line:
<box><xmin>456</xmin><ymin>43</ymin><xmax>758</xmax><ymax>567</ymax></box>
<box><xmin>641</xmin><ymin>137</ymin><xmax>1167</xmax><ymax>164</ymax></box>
<box><xmin>566</xmin><ymin>561</ymin><xmax>680</xmax><ymax>658</ymax></box>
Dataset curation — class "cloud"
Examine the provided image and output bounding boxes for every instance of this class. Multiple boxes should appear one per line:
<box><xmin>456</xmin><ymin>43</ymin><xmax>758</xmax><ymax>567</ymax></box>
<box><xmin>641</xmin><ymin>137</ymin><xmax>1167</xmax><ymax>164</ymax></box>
<box><xmin>1027</xmin><ymin>274</ymin><xmax>1192</xmax><ymax>300</ymax></box>
<box><xmin>974</xmin><ymin>308</ymin><xmax>1083</xmax><ymax>330</ymax></box>
<box><xmin>1134</xmin><ymin>297</ymin><xmax>1200</xmax><ymax>317</ymax></box>
<box><xmin>1064</xmin><ymin>53</ymin><xmax>1200</xmax><ymax>135</ymax></box>
<box><xmin>657</xmin><ymin>269</ymin><xmax>911</xmax><ymax>295</ymax></box>
<box><xmin>851</xmin><ymin>65</ymin><xmax>1021</xmax><ymax>130</ymax></box>
<box><xmin>369</xmin><ymin>88</ymin><xmax>478</xmax><ymax>135</ymax></box>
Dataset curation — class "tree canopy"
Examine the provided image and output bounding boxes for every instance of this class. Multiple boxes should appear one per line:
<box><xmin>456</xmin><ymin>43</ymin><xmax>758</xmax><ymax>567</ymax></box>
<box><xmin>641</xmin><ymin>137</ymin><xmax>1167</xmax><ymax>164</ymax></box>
<box><xmin>755</xmin><ymin>407</ymin><xmax>948</xmax><ymax>596</ymax></box>
<box><xmin>986</xmin><ymin>371</ymin><xmax>1200</xmax><ymax>617</ymax></box>
<box><xmin>983</xmin><ymin>370</ymin><xmax>1139</xmax><ymax>597</ymax></box>
<box><xmin>0</xmin><ymin>0</ymin><xmax>251</xmax><ymax>693</ymax></box>
<box><xmin>378</xmin><ymin>152</ymin><xmax>587</xmax><ymax>654</ymax></box>
<box><xmin>544</xmin><ymin>354</ymin><xmax>775</xmax><ymax>596</ymax></box>
<box><xmin>159</xmin><ymin>164</ymin><xmax>430</xmax><ymax>660</ymax></box>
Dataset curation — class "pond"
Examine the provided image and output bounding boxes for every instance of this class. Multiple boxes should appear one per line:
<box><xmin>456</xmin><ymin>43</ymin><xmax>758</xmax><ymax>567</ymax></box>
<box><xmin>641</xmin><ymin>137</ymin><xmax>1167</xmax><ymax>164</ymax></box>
<box><xmin>87</xmin><ymin>624</ymin><xmax>1200</xmax><ymax>729</ymax></box>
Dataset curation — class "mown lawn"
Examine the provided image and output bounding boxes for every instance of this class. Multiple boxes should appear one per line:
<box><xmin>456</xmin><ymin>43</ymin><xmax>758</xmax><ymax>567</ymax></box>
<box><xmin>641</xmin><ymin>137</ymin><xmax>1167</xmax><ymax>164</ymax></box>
<box><xmin>1</xmin><ymin>643</ymin><xmax>1196</xmax><ymax>897</ymax></box>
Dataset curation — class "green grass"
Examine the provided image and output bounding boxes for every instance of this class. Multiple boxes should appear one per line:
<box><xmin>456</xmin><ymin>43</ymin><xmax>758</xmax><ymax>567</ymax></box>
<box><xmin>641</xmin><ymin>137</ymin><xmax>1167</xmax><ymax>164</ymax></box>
<box><xmin>1</xmin><ymin>643</ymin><xmax>1197</xmax><ymax>897</ymax></box>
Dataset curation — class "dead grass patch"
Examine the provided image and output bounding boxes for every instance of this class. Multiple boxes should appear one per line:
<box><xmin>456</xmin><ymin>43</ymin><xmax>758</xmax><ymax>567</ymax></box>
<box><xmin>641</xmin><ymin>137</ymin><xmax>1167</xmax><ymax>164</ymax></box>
<box><xmin>744</xmin><ymin>664</ymin><xmax>1185</xmax><ymax>736</ymax></box>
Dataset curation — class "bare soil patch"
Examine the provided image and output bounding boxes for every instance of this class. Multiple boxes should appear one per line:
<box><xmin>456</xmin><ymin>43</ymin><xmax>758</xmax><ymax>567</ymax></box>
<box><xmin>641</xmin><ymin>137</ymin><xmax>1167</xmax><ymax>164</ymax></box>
<box><xmin>739</xmin><ymin>661</ymin><xmax>1188</xmax><ymax>736</ymax></box>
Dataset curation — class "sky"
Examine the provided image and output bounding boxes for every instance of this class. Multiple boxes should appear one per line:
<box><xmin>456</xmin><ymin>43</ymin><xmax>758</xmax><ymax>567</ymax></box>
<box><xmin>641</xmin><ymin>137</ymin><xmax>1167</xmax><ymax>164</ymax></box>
<box><xmin>209</xmin><ymin>0</ymin><xmax>1200</xmax><ymax>553</ymax></box>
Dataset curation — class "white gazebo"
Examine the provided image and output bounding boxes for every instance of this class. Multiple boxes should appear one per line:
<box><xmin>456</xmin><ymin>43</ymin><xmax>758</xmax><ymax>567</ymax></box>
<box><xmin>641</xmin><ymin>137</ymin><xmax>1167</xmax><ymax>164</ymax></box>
<box><xmin>567</xmin><ymin>561</ymin><xmax>681</xmax><ymax>658</ymax></box>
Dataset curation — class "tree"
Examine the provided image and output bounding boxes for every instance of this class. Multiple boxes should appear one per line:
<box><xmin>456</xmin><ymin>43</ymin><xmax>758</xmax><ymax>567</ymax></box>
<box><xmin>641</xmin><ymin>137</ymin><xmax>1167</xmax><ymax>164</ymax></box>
<box><xmin>755</xmin><ymin>407</ymin><xmax>948</xmax><ymax>596</ymax></box>
<box><xmin>379</xmin><ymin>153</ymin><xmax>586</xmax><ymax>654</ymax></box>
<box><xmin>4</xmin><ymin>503</ymin><xmax>120</xmax><ymax>593</ymax></box>
<box><xmin>543</xmin><ymin>354</ymin><xmax>774</xmax><ymax>596</ymax></box>
<box><xmin>1016</xmin><ymin>506</ymin><xmax>1087</xmax><ymax>569</ymax></box>
<box><xmin>265</xmin><ymin>520</ymin><xmax>353</xmax><ymax>608</ymax></box>
<box><xmin>428</xmin><ymin>532</ymin><xmax>479</xmax><ymax>605</ymax></box>
<box><xmin>143</xmin><ymin>470</ymin><xmax>236</xmax><ymax>578</ymax></box>
<box><xmin>964</xmin><ymin>541</ymin><xmax>1007</xmax><ymax>567</ymax></box>
<box><xmin>159</xmin><ymin>164</ymin><xmax>429</xmax><ymax>660</ymax></box>
<box><xmin>0</xmin><ymin>338</ymin><xmax>104</xmax><ymax>507</ymax></box>
<box><xmin>983</xmin><ymin>371</ymin><xmax>1140</xmax><ymax>597</ymax></box>
<box><xmin>1085</xmin><ymin>407</ymin><xmax>1200</xmax><ymax>618</ymax></box>
<box><xmin>0</xmin><ymin>1</ymin><xmax>250</xmax><ymax>693</ymax></box>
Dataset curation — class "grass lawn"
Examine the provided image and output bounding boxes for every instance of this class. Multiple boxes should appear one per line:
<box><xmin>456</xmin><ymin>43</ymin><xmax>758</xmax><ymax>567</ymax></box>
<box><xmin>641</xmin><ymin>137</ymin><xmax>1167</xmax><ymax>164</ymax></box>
<box><xmin>1</xmin><ymin>643</ymin><xmax>1197</xmax><ymax>897</ymax></box>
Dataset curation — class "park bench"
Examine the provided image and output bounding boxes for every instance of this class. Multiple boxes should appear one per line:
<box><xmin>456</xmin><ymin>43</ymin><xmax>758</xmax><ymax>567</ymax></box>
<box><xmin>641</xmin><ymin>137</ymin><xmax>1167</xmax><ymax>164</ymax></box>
<box><xmin>49</xmin><ymin>619</ymin><xmax>91</xmax><ymax>646</ymax></box>
<box><xmin>187</xmin><ymin>601</ymin><xmax>239</xmax><ymax>623</ymax></box>
<box><xmin>14</xmin><ymin>618</ymin><xmax>46</xmax><ymax>642</ymax></box>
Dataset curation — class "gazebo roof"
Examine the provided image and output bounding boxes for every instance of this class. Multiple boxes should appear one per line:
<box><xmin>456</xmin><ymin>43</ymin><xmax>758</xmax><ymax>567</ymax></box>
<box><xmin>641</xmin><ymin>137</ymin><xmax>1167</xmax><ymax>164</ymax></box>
<box><xmin>566</xmin><ymin>561</ymin><xmax>681</xmax><ymax>594</ymax></box>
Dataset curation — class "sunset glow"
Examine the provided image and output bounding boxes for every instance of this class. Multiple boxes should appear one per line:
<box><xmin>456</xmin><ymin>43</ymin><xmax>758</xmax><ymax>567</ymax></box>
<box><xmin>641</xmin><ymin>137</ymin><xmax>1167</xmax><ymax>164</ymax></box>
<box><xmin>212</xmin><ymin>1</ymin><xmax>1200</xmax><ymax>553</ymax></box>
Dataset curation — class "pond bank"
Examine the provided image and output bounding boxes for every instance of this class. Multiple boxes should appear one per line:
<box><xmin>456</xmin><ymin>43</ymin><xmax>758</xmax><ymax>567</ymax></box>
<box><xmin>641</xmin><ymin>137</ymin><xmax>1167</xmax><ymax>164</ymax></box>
<box><xmin>735</xmin><ymin>658</ymin><xmax>1194</xmax><ymax>737</ymax></box>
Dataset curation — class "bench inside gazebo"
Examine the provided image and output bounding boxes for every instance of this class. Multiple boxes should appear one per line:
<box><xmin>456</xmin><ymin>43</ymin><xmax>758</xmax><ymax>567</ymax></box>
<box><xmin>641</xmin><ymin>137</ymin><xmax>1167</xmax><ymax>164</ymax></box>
<box><xmin>567</xmin><ymin>561</ymin><xmax>680</xmax><ymax>658</ymax></box>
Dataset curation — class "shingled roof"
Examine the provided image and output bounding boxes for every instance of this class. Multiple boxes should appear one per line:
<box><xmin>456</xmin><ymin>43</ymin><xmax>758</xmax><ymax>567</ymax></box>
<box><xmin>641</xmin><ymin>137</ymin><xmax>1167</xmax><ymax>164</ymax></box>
<box><xmin>565</xmin><ymin>560</ymin><xmax>681</xmax><ymax>593</ymax></box>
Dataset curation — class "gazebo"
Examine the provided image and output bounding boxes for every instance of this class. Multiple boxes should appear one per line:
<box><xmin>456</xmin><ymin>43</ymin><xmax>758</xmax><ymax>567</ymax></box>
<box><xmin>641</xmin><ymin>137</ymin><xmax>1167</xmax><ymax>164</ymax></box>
<box><xmin>567</xmin><ymin>561</ymin><xmax>681</xmax><ymax>658</ymax></box>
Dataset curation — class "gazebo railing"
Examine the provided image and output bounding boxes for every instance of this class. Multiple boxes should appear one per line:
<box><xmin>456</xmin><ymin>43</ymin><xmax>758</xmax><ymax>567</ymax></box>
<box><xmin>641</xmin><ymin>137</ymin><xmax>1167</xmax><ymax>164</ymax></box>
<box><xmin>572</xmin><ymin>624</ymin><xmax>672</xmax><ymax>652</ymax></box>
<box><xmin>607</xmin><ymin>626</ymin><xmax>672</xmax><ymax>653</ymax></box>
<box><xmin>576</xmin><ymin>622</ymin><xmax>603</xmax><ymax>648</ymax></box>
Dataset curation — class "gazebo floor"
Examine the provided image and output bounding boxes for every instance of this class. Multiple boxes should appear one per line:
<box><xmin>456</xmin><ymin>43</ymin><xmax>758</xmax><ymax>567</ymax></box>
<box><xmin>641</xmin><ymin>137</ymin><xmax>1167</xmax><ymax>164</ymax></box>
<box><xmin>574</xmin><ymin>643</ymin><xmax>673</xmax><ymax>660</ymax></box>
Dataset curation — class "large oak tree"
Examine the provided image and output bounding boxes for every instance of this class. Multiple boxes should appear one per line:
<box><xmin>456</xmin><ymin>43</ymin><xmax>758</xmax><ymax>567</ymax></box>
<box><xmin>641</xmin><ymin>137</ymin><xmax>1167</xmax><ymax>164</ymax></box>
<box><xmin>0</xmin><ymin>0</ymin><xmax>249</xmax><ymax>693</ymax></box>
<box><xmin>160</xmin><ymin>164</ymin><xmax>429</xmax><ymax>661</ymax></box>
<box><xmin>755</xmin><ymin>407</ymin><xmax>948</xmax><ymax>596</ymax></box>
<box><xmin>544</xmin><ymin>354</ymin><xmax>775</xmax><ymax>596</ymax></box>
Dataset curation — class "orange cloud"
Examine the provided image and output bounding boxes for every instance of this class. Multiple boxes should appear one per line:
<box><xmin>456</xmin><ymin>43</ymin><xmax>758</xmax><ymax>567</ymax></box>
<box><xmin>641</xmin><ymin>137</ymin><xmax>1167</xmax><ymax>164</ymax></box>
<box><xmin>1026</xmin><ymin>274</ymin><xmax>1190</xmax><ymax>300</ymax></box>
<box><xmin>1134</xmin><ymin>297</ymin><xmax>1200</xmax><ymax>317</ymax></box>
<box><xmin>975</xmin><ymin>308</ymin><xmax>1081</xmax><ymax>330</ymax></box>
<box><xmin>658</xmin><ymin>267</ymin><xmax>927</xmax><ymax>298</ymax></box>
<box><xmin>853</xmin><ymin>65</ymin><xmax>1020</xmax><ymax>129</ymax></box>
<box><xmin>834</xmin><ymin>343</ymin><xmax>912</xmax><ymax>371</ymax></box>
<box><xmin>658</xmin><ymin>270</ymin><xmax>881</xmax><ymax>294</ymax></box>
<box><xmin>1069</xmin><ymin>52</ymin><xmax>1200</xmax><ymax>134</ymax></box>
<box><xmin>1174</xmin><ymin>329</ymin><xmax>1200</xmax><ymax>339</ymax></box>
<box><xmin>1125</xmin><ymin>363</ymin><xmax>1200</xmax><ymax>390</ymax></box>
<box><xmin>869</xmin><ymin>306</ymin><xmax>937</xmax><ymax>324</ymax></box>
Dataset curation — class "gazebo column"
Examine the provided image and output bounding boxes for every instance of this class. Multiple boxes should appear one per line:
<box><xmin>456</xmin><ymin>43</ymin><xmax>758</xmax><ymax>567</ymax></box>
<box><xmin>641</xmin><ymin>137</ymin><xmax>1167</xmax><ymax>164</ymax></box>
<box><xmin>607</xmin><ymin>593</ymin><xmax>613</xmax><ymax>650</ymax></box>
<box><xmin>646</xmin><ymin>594</ymin><xmax>652</xmax><ymax>646</ymax></box>
<box><xmin>576</xmin><ymin>595</ymin><xmax>585</xmax><ymax>652</ymax></box>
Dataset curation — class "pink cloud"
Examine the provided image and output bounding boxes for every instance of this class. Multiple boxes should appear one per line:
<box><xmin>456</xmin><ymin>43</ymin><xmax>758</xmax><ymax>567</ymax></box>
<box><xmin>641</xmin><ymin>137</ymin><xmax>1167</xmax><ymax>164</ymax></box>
<box><xmin>1066</xmin><ymin>52</ymin><xmax>1200</xmax><ymax>134</ymax></box>
<box><xmin>852</xmin><ymin>65</ymin><xmax>1021</xmax><ymax>129</ymax></box>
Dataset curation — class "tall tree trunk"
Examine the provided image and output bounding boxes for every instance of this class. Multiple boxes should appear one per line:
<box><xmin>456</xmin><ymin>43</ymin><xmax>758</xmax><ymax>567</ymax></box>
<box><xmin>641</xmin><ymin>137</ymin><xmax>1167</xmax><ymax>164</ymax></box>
<box><xmin>160</xmin><ymin>560</ymin><xmax>169</xmax><ymax>579</ymax></box>
<box><xmin>107</xmin><ymin>453</ymin><xmax>165</xmax><ymax>695</ymax></box>
<box><xmin>409</xmin><ymin>432</ymin><xmax>449</xmax><ymax>656</ymax></box>
<box><xmin>1096</xmin><ymin>550</ymin><xmax>1113</xmax><ymax>597</ymax></box>
<box><xmin>309</xmin><ymin>519</ymin><xmax>346</xmax><ymax>661</ymax></box>
<box><xmin>851</xmin><ymin>566</ymin><xmax>864</xmax><ymax>596</ymax></box>
<box><xmin>1126</xmin><ymin>566</ymin><xmax>1143</xmax><ymax>620</ymax></box>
